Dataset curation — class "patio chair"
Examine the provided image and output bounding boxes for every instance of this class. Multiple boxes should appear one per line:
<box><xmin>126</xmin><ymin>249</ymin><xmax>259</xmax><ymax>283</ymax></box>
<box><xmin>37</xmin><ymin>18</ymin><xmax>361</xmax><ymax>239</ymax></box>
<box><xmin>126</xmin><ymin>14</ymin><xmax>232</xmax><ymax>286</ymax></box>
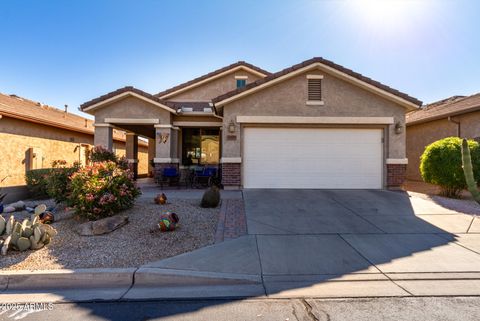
<box><xmin>158</xmin><ymin>167</ymin><xmax>180</xmax><ymax>189</ymax></box>
<box><xmin>192</xmin><ymin>166</ymin><xmax>218</xmax><ymax>188</ymax></box>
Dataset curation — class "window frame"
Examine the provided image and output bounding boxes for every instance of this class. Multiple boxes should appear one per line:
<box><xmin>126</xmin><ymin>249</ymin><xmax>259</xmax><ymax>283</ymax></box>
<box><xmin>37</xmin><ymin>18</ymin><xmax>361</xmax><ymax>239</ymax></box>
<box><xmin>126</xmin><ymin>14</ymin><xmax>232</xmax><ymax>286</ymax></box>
<box><xmin>235</xmin><ymin>75</ymin><xmax>248</xmax><ymax>89</ymax></box>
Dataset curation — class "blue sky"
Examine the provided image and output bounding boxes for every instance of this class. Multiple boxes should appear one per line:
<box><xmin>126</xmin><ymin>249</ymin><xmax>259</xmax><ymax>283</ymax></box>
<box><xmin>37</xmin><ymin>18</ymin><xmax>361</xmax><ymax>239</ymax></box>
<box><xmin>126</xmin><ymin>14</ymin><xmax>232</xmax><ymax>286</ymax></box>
<box><xmin>1</xmin><ymin>0</ymin><xmax>479</xmax><ymax>117</ymax></box>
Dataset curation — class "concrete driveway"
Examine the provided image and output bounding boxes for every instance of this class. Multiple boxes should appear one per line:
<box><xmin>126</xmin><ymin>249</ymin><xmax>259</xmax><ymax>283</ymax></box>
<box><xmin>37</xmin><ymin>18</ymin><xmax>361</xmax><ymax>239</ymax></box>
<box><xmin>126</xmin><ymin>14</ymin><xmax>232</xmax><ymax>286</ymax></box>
<box><xmin>138</xmin><ymin>189</ymin><xmax>480</xmax><ymax>298</ymax></box>
<box><xmin>244</xmin><ymin>189</ymin><xmax>475</xmax><ymax>234</ymax></box>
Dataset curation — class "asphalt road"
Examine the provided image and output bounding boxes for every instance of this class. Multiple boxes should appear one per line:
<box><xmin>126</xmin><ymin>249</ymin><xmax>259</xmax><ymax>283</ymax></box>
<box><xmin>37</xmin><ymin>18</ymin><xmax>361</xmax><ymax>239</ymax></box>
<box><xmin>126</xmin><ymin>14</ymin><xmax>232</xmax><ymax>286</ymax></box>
<box><xmin>1</xmin><ymin>297</ymin><xmax>479</xmax><ymax>321</ymax></box>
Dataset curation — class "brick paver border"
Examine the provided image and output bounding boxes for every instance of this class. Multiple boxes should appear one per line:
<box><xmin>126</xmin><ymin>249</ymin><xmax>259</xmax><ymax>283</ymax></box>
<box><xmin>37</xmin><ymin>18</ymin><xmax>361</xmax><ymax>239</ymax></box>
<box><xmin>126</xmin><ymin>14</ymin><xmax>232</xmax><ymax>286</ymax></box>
<box><xmin>215</xmin><ymin>198</ymin><xmax>247</xmax><ymax>243</ymax></box>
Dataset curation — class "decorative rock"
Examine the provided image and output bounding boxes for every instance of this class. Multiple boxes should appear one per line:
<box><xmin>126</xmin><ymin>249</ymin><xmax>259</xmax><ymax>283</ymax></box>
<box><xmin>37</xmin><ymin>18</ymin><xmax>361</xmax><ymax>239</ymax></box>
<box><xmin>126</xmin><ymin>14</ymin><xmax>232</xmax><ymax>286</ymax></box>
<box><xmin>77</xmin><ymin>215</ymin><xmax>129</xmax><ymax>236</ymax></box>
<box><xmin>76</xmin><ymin>221</ymin><xmax>93</xmax><ymax>236</ymax></box>
<box><xmin>7</xmin><ymin>201</ymin><xmax>25</xmax><ymax>211</ymax></box>
<box><xmin>3</xmin><ymin>206</ymin><xmax>15</xmax><ymax>213</ymax></box>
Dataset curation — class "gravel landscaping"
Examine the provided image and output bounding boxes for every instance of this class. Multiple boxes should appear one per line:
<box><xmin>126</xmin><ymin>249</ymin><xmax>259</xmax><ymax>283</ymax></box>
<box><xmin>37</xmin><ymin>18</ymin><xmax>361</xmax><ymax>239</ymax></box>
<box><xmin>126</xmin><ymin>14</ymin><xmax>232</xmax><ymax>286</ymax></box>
<box><xmin>406</xmin><ymin>188</ymin><xmax>480</xmax><ymax>215</ymax></box>
<box><xmin>0</xmin><ymin>197</ymin><xmax>220</xmax><ymax>270</ymax></box>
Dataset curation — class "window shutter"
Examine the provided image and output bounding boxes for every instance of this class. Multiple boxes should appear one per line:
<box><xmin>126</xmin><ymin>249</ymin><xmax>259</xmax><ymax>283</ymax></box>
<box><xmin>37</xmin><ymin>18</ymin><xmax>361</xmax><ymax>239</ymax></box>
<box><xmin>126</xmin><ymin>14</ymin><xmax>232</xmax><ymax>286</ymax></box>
<box><xmin>308</xmin><ymin>78</ymin><xmax>322</xmax><ymax>101</ymax></box>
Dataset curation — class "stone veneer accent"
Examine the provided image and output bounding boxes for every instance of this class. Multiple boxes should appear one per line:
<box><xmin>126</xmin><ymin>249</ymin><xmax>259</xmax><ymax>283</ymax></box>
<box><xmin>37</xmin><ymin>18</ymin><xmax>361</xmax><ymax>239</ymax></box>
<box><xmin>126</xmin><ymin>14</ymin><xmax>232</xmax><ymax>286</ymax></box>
<box><xmin>221</xmin><ymin>163</ymin><xmax>241</xmax><ymax>188</ymax></box>
<box><xmin>154</xmin><ymin>163</ymin><xmax>179</xmax><ymax>181</ymax></box>
<box><xmin>387</xmin><ymin>164</ymin><xmax>407</xmax><ymax>188</ymax></box>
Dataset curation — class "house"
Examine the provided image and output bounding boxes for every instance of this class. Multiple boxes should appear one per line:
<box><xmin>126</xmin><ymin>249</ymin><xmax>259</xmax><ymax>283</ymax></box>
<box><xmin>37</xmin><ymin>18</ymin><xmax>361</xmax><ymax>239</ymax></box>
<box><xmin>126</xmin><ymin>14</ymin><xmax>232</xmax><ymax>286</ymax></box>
<box><xmin>80</xmin><ymin>57</ymin><xmax>422</xmax><ymax>189</ymax></box>
<box><xmin>0</xmin><ymin>93</ymin><xmax>149</xmax><ymax>202</ymax></box>
<box><xmin>406</xmin><ymin>93</ymin><xmax>480</xmax><ymax>181</ymax></box>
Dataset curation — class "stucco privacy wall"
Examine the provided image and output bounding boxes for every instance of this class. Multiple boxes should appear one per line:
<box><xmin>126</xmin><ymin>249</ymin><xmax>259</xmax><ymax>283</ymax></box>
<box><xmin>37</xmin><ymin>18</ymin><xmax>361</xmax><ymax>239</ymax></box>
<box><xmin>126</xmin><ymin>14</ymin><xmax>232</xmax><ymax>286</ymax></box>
<box><xmin>165</xmin><ymin>70</ymin><xmax>264</xmax><ymax>101</ymax></box>
<box><xmin>0</xmin><ymin>116</ymin><xmax>148</xmax><ymax>190</ymax></box>
<box><xmin>112</xmin><ymin>143</ymin><xmax>149</xmax><ymax>176</ymax></box>
<box><xmin>406</xmin><ymin>110</ymin><xmax>480</xmax><ymax>181</ymax></box>
<box><xmin>94</xmin><ymin>96</ymin><xmax>172</xmax><ymax>124</ymax></box>
<box><xmin>221</xmin><ymin>69</ymin><xmax>407</xmax><ymax>159</ymax></box>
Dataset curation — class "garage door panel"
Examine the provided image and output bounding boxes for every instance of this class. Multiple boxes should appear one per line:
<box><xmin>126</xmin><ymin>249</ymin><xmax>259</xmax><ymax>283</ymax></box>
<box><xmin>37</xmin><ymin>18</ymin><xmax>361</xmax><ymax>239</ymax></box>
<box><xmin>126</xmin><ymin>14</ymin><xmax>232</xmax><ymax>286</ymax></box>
<box><xmin>243</xmin><ymin>128</ymin><xmax>383</xmax><ymax>189</ymax></box>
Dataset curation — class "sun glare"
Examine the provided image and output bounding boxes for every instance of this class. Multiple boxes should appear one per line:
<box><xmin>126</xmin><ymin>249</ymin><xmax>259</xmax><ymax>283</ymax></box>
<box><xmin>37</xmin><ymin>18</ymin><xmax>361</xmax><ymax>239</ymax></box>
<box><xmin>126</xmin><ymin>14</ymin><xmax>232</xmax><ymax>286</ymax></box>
<box><xmin>349</xmin><ymin>0</ymin><xmax>431</xmax><ymax>31</ymax></box>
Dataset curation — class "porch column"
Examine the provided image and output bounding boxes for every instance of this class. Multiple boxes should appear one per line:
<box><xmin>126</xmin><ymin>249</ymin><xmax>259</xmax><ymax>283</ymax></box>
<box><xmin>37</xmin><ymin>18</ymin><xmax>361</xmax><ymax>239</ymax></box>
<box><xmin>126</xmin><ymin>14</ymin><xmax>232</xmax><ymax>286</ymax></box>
<box><xmin>154</xmin><ymin>125</ymin><xmax>179</xmax><ymax>181</ymax></box>
<box><xmin>148</xmin><ymin>138</ymin><xmax>155</xmax><ymax>177</ymax></box>
<box><xmin>94</xmin><ymin>124</ymin><xmax>113</xmax><ymax>151</ymax></box>
<box><xmin>125</xmin><ymin>133</ymin><xmax>139</xmax><ymax>179</ymax></box>
<box><xmin>170</xmin><ymin>126</ymin><xmax>179</xmax><ymax>162</ymax></box>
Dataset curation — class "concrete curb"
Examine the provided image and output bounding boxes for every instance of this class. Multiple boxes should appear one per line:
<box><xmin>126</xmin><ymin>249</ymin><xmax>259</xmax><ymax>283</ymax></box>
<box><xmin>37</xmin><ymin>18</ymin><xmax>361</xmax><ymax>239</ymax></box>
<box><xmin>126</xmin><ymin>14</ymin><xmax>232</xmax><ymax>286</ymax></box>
<box><xmin>134</xmin><ymin>267</ymin><xmax>262</xmax><ymax>287</ymax></box>
<box><xmin>0</xmin><ymin>267</ymin><xmax>262</xmax><ymax>292</ymax></box>
<box><xmin>0</xmin><ymin>268</ymin><xmax>136</xmax><ymax>291</ymax></box>
<box><xmin>2</xmin><ymin>268</ymin><xmax>480</xmax><ymax>302</ymax></box>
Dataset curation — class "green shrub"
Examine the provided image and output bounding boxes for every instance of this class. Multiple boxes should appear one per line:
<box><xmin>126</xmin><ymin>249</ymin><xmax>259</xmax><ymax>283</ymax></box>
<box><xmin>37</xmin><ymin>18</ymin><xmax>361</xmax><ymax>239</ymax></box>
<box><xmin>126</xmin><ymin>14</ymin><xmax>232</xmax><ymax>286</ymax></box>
<box><xmin>46</xmin><ymin>160</ymin><xmax>81</xmax><ymax>204</ymax></box>
<box><xmin>25</xmin><ymin>169</ymin><xmax>51</xmax><ymax>199</ymax></box>
<box><xmin>69</xmin><ymin>161</ymin><xmax>140</xmax><ymax>220</ymax></box>
<box><xmin>420</xmin><ymin>137</ymin><xmax>480</xmax><ymax>197</ymax></box>
<box><xmin>89</xmin><ymin>145</ymin><xmax>117</xmax><ymax>163</ymax></box>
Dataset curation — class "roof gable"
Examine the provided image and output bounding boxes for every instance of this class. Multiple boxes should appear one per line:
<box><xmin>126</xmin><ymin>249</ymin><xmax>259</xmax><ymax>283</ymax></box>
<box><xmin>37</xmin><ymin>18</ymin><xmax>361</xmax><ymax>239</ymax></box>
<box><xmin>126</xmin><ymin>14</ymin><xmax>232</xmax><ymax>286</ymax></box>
<box><xmin>212</xmin><ymin>57</ymin><xmax>422</xmax><ymax>110</ymax></box>
<box><xmin>155</xmin><ymin>61</ymin><xmax>270</xmax><ymax>99</ymax></box>
<box><xmin>80</xmin><ymin>86</ymin><xmax>176</xmax><ymax>114</ymax></box>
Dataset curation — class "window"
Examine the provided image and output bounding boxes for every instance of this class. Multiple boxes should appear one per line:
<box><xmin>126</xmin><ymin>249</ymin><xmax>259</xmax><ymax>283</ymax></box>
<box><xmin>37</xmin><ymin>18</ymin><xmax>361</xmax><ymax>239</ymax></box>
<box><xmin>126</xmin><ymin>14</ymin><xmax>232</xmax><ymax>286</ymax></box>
<box><xmin>236</xmin><ymin>79</ymin><xmax>247</xmax><ymax>88</ymax></box>
<box><xmin>182</xmin><ymin>128</ymin><xmax>220</xmax><ymax>165</ymax></box>
<box><xmin>306</xmin><ymin>74</ymin><xmax>324</xmax><ymax>105</ymax></box>
<box><xmin>235</xmin><ymin>75</ymin><xmax>248</xmax><ymax>88</ymax></box>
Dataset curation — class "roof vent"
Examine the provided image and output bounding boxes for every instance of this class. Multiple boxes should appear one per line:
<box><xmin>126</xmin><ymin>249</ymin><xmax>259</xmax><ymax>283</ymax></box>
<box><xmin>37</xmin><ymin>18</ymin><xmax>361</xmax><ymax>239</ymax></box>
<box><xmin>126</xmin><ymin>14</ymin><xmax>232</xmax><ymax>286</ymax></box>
<box><xmin>203</xmin><ymin>107</ymin><xmax>213</xmax><ymax>113</ymax></box>
<box><xmin>181</xmin><ymin>107</ymin><xmax>193</xmax><ymax>112</ymax></box>
<box><xmin>307</xmin><ymin>78</ymin><xmax>322</xmax><ymax>101</ymax></box>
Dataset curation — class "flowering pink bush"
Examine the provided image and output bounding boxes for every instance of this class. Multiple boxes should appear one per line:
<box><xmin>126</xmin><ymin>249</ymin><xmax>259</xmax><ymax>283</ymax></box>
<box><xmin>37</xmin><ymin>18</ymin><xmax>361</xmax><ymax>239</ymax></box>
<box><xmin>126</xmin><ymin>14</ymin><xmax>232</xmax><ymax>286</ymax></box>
<box><xmin>89</xmin><ymin>145</ymin><xmax>117</xmax><ymax>163</ymax></box>
<box><xmin>69</xmin><ymin>161</ymin><xmax>140</xmax><ymax>220</ymax></box>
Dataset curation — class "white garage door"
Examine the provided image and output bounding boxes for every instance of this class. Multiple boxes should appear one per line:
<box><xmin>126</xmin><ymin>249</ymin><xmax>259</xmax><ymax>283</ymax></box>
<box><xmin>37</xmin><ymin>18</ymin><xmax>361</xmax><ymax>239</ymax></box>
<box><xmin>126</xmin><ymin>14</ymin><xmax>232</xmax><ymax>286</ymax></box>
<box><xmin>243</xmin><ymin>127</ymin><xmax>383</xmax><ymax>189</ymax></box>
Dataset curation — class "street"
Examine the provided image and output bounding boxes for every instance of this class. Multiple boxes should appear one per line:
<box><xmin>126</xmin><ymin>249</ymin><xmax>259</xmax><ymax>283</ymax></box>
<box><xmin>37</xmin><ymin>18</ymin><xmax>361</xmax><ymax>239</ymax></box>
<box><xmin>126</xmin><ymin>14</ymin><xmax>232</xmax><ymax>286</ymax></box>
<box><xmin>1</xmin><ymin>297</ymin><xmax>479</xmax><ymax>321</ymax></box>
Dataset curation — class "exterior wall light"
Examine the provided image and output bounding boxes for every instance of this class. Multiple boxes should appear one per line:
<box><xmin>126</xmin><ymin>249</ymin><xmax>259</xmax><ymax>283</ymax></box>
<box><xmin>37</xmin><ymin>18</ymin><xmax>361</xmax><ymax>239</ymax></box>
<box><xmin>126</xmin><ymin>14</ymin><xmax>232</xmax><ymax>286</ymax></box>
<box><xmin>228</xmin><ymin>120</ymin><xmax>236</xmax><ymax>133</ymax></box>
<box><xmin>395</xmin><ymin>121</ymin><xmax>404</xmax><ymax>135</ymax></box>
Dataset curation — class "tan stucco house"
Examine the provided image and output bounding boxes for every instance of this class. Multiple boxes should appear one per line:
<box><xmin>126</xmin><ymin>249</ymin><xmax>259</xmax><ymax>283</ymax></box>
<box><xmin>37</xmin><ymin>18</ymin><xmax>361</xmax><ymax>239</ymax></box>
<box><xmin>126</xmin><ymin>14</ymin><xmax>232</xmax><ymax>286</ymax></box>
<box><xmin>406</xmin><ymin>93</ymin><xmax>480</xmax><ymax>181</ymax></box>
<box><xmin>0</xmin><ymin>93</ymin><xmax>149</xmax><ymax>202</ymax></box>
<box><xmin>80</xmin><ymin>58</ymin><xmax>422</xmax><ymax>190</ymax></box>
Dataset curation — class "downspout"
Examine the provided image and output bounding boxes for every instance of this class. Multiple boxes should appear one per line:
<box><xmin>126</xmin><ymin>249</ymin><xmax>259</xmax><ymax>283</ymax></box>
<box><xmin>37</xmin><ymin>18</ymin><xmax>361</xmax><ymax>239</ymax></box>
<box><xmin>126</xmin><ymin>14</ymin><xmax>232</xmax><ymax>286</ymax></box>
<box><xmin>448</xmin><ymin>116</ymin><xmax>461</xmax><ymax>137</ymax></box>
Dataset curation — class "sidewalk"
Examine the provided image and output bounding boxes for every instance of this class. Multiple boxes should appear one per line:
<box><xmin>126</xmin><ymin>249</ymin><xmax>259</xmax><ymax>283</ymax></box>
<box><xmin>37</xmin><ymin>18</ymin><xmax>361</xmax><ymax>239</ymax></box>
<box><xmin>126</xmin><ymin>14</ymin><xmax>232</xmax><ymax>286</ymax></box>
<box><xmin>1</xmin><ymin>234</ymin><xmax>480</xmax><ymax>303</ymax></box>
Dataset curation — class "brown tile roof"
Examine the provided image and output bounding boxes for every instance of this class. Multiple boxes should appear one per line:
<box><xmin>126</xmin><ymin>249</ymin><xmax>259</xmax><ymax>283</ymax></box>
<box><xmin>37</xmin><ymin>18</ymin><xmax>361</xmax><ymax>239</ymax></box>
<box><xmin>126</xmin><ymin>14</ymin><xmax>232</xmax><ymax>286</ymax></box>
<box><xmin>0</xmin><ymin>93</ymin><xmax>128</xmax><ymax>142</ymax></box>
<box><xmin>80</xmin><ymin>86</ymin><xmax>171</xmax><ymax>111</ymax></box>
<box><xmin>406</xmin><ymin>93</ymin><xmax>480</xmax><ymax>125</ymax></box>
<box><xmin>212</xmin><ymin>57</ymin><xmax>422</xmax><ymax>107</ymax></box>
<box><xmin>155</xmin><ymin>61</ymin><xmax>271</xmax><ymax>98</ymax></box>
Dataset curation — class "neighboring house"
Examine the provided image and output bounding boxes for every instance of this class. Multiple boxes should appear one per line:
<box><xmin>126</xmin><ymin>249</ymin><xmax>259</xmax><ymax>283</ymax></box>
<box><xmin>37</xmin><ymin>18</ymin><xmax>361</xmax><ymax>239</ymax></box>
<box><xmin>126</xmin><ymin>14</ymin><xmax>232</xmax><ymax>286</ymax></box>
<box><xmin>0</xmin><ymin>93</ymin><xmax>149</xmax><ymax>202</ymax></box>
<box><xmin>406</xmin><ymin>93</ymin><xmax>480</xmax><ymax>181</ymax></box>
<box><xmin>80</xmin><ymin>58</ymin><xmax>422</xmax><ymax>190</ymax></box>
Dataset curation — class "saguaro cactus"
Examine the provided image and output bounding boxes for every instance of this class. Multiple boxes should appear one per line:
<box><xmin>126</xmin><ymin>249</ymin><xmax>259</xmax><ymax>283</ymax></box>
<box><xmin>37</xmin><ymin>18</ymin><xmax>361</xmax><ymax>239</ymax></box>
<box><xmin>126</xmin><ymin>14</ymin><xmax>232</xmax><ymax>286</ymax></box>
<box><xmin>461</xmin><ymin>138</ymin><xmax>480</xmax><ymax>204</ymax></box>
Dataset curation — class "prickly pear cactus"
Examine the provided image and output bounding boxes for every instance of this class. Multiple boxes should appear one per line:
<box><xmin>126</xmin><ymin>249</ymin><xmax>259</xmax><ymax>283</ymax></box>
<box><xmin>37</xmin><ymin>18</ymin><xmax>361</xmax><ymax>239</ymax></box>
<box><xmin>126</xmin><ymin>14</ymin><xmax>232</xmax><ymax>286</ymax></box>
<box><xmin>0</xmin><ymin>204</ymin><xmax>57</xmax><ymax>255</ymax></box>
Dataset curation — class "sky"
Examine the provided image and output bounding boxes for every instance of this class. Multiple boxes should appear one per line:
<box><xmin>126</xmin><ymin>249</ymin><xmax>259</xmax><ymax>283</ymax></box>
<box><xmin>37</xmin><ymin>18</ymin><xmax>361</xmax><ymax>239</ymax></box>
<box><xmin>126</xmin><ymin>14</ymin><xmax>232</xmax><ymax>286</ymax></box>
<box><xmin>1</xmin><ymin>0</ymin><xmax>479</xmax><ymax>118</ymax></box>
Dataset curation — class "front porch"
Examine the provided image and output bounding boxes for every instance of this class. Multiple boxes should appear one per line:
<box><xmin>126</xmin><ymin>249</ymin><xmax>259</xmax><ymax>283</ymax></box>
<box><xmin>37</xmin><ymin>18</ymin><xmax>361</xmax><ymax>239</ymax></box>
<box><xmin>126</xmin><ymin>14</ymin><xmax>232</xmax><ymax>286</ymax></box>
<box><xmin>94</xmin><ymin>119</ymin><xmax>222</xmax><ymax>184</ymax></box>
